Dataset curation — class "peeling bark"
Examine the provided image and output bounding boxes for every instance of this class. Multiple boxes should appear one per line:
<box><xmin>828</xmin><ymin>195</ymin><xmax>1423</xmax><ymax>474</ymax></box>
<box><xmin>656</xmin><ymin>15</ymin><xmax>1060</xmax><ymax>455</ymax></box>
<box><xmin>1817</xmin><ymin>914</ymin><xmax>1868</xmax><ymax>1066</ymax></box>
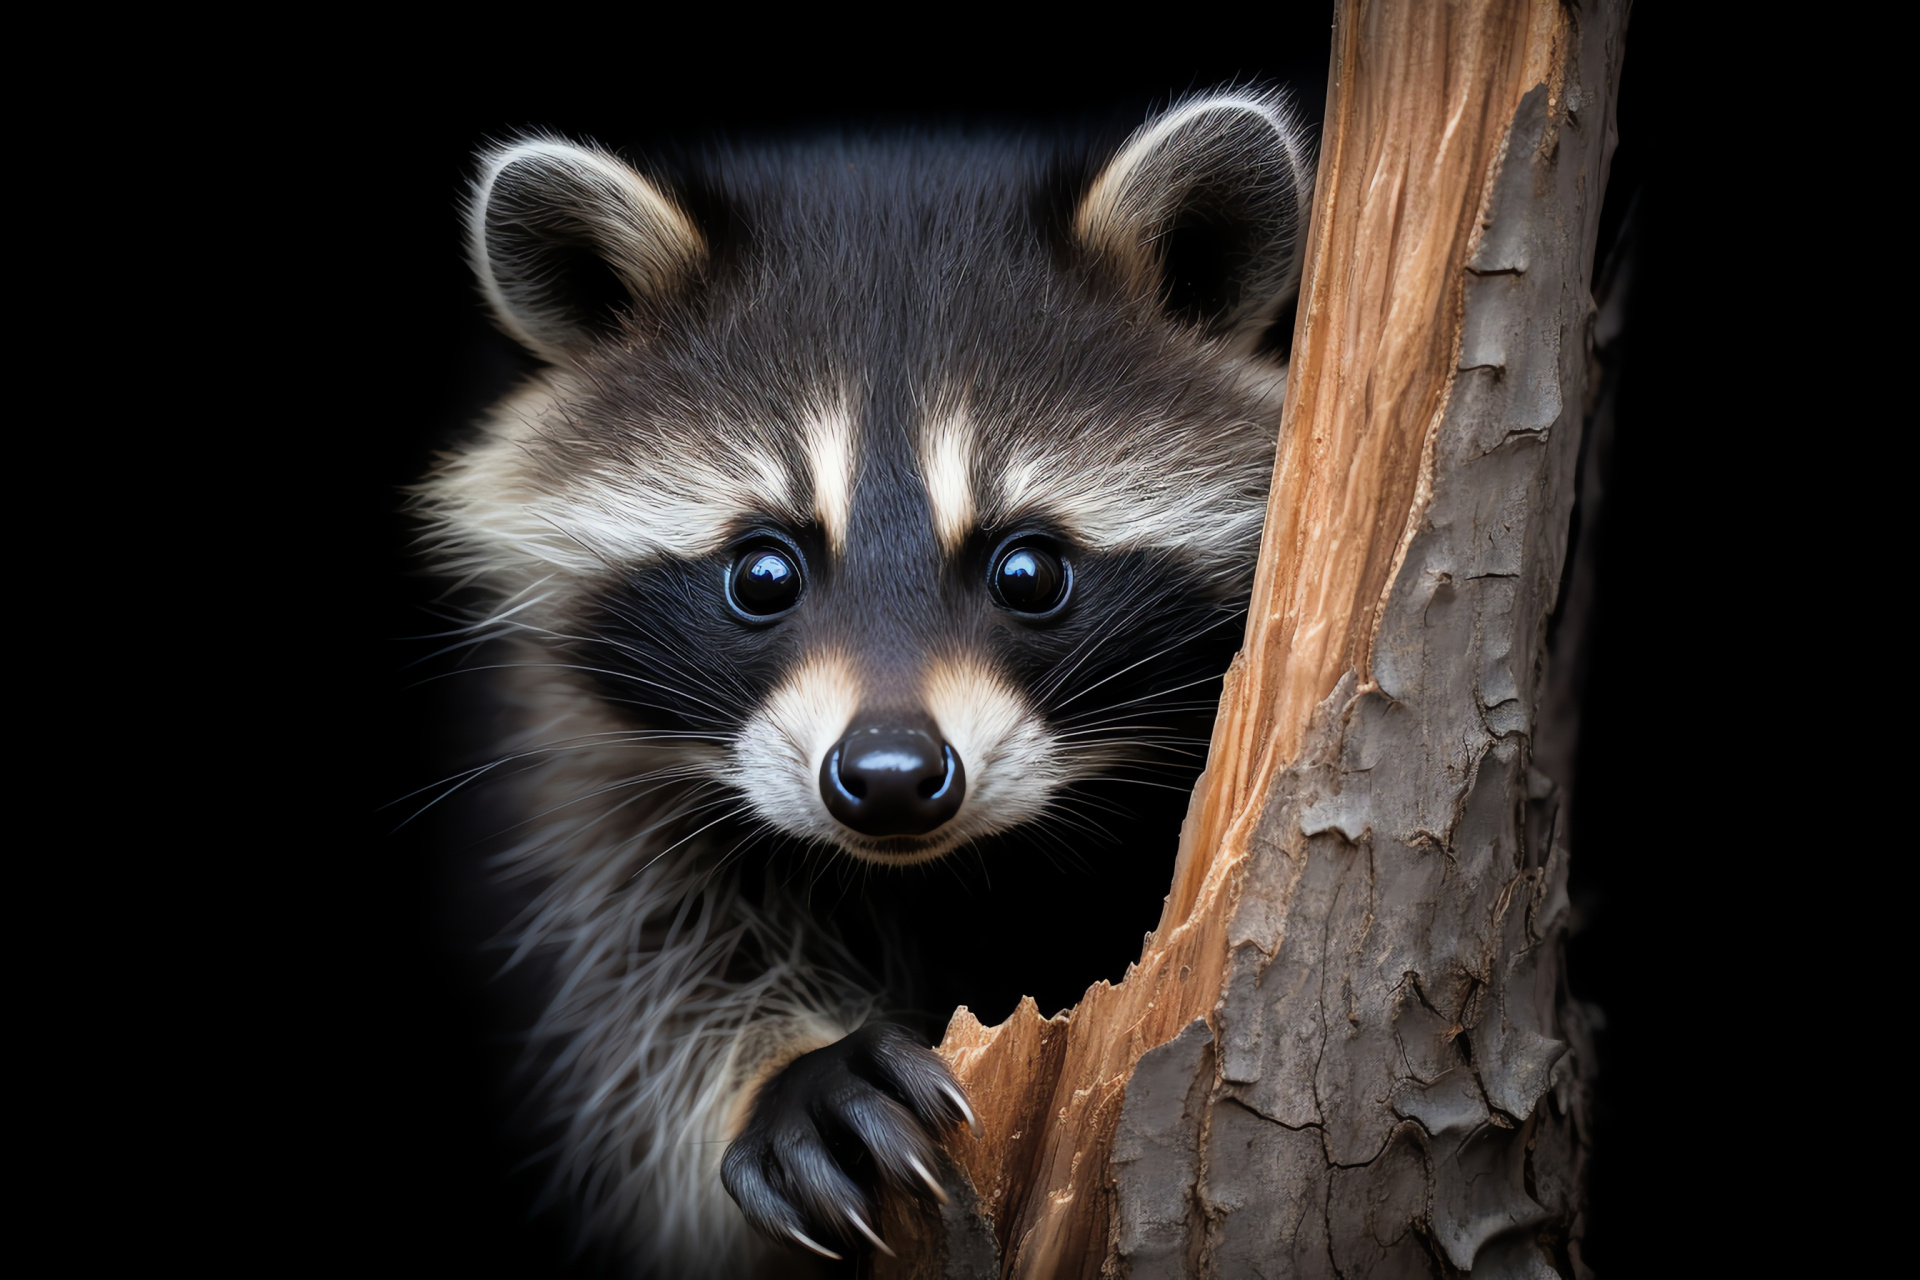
<box><xmin>876</xmin><ymin>2</ymin><xmax>1628</xmax><ymax>1275</ymax></box>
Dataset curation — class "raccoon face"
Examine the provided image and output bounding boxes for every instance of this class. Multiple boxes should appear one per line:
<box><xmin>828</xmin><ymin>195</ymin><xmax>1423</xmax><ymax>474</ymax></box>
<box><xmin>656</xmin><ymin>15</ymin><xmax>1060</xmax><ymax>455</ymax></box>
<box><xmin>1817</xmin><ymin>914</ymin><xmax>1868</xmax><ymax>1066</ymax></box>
<box><xmin>424</xmin><ymin>96</ymin><xmax>1313</xmax><ymax>866</ymax></box>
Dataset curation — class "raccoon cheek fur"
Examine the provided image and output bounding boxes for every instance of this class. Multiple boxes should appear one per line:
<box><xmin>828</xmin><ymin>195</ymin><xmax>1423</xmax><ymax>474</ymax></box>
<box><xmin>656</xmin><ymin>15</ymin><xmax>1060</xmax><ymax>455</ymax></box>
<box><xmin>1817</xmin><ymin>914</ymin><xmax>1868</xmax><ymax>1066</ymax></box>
<box><xmin>416</xmin><ymin>88</ymin><xmax>1312</xmax><ymax>1275</ymax></box>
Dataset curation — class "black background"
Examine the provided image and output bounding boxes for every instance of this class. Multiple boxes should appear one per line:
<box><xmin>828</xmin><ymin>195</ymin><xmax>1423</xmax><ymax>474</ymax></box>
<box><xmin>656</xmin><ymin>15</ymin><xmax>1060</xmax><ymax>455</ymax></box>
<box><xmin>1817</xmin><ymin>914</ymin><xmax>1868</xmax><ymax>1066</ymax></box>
<box><xmin>241</xmin><ymin>7</ymin><xmax>1787</xmax><ymax>1273</ymax></box>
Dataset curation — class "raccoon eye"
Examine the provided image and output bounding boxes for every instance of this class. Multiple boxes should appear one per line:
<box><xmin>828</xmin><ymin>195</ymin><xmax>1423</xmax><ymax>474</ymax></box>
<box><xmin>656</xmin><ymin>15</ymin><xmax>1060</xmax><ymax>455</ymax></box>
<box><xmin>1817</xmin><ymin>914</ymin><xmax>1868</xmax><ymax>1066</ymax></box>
<box><xmin>728</xmin><ymin>545</ymin><xmax>804</xmax><ymax>620</ymax></box>
<box><xmin>990</xmin><ymin>540</ymin><xmax>1070</xmax><ymax>617</ymax></box>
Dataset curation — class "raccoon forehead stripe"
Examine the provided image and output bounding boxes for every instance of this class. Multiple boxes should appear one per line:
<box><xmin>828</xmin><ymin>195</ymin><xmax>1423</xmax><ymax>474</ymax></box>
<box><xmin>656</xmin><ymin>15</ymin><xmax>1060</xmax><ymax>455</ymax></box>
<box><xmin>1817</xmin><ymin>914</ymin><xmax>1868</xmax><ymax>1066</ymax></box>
<box><xmin>803</xmin><ymin>407</ymin><xmax>857</xmax><ymax>554</ymax></box>
<box><xmin>988</xmin><ymin>438</ymin><xmax>1269</xmax><ymax>568</ymax></box>
<box><xmin>917</xmin><ymin>409</ymin><xmax>976</xmax><ymax>553</ymax></box>
<box><xmin>558</xmin><ymin>438</ymin><xmax>801</xmax><ymax>565</ymax></box>
<box><xmin>419</xmin><ymin>378</ymin><xmax>812</xmax><ymax>581</ymax></box>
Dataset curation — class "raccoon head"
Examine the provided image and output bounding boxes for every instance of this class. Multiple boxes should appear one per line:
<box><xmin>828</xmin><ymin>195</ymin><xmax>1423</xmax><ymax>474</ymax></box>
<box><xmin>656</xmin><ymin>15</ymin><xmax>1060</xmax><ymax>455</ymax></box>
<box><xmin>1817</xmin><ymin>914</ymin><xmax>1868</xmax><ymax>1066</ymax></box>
<box><xmin>424</xmin><ymin>94</ymin><xmax>1313</xmax><ymax>867</ymax></box>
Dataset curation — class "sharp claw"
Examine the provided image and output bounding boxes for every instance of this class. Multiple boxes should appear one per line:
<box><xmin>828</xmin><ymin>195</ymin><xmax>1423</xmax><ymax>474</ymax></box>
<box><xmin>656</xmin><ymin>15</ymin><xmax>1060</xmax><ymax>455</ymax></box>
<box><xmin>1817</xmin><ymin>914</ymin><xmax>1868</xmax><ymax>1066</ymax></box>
<box><xmin>845</xmin><ymin>1205</ymin><xmax>895</xmax><ymax>1258</ymax></box>
<box><xmin>788</xmin><ymin>1228</ymin><xmax>843</xmax><ymax>1261</ymax></box>
<box><xmin>940</xmin><ymin>1079</ymin><xmax>981</xmax><ymax>1138</ymax></box>
<box><xmin>907</xmin><ymin>1152</ymin><xmax>949</xmax><ymax>1204</ymax></box>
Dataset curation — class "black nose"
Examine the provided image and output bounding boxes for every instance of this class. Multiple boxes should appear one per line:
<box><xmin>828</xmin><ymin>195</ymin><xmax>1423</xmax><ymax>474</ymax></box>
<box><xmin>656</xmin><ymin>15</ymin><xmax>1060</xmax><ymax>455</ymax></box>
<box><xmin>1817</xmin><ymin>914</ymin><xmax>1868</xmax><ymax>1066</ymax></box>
<box><xmin>820</xmin><ymin>717</ymin><xmax>966</xmax><ymax>837</ymax></box>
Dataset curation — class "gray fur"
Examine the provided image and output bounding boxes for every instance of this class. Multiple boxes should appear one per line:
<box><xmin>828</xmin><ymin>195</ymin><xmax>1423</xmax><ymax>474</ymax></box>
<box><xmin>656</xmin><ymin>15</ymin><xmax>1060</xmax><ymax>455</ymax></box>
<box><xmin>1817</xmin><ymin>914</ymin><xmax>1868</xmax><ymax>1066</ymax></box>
<box><xmin>414</xmin><ymin>91</ymin><xmax>1313</xmax><ymax>1275</ymax></box>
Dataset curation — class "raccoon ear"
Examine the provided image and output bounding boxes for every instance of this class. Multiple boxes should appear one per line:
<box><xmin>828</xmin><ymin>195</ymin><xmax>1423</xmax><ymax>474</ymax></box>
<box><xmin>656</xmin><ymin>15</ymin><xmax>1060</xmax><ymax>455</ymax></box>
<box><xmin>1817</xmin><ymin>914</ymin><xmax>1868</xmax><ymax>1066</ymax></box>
<box><xmin>468</xmin><ymin>138</ymin><xmax>706</xmax><ymax>360</ymax></box>
<box><xmin>1075</xmin><ymin>93</ymin><xmax>1314</xmax><ymax>350</ymax></box>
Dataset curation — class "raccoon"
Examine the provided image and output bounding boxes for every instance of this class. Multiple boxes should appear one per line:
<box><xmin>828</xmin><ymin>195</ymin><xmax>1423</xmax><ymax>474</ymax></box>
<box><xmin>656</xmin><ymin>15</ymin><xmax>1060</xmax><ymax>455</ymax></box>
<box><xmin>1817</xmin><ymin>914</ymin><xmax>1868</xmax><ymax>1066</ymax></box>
<box><xmin>416</xmin><ymin>91</ymin><xmax>1313</xmax><ymax>1276</ymax></box>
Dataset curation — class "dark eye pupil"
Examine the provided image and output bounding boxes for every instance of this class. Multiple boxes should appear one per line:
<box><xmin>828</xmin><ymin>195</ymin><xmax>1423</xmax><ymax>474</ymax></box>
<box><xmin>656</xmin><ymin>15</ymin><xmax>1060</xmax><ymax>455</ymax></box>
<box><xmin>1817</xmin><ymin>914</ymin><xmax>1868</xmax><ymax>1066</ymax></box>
<box><xmin>732</xmin><ymin>549</ymin><xmax>801</xmax><ymax>616</ymax></box>
<box><xmin>993</xmin><ymin>545</ymin><xmax>1064</xmax><ymax>613</ymax></box>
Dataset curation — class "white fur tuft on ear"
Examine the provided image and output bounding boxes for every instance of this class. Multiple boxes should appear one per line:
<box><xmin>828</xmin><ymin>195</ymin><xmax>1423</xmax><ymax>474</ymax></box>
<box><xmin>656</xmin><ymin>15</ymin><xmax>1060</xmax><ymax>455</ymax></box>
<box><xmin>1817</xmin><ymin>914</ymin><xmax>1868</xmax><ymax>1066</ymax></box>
<box><xmin>467</xmin><ymin>138</ymin><xmax>706</xmax><ymax>361</ymax></box>
<box><xmin>1076</xmin><ymin>91</ymin><xmax>1315</xmax><ymax>350</ymax></box>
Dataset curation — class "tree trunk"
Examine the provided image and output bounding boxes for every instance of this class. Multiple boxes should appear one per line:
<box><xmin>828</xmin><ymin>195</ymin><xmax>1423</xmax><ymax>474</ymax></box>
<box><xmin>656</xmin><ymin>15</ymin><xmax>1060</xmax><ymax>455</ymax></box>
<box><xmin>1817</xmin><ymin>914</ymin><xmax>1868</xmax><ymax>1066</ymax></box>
<box><xmin>878</xmin><ymin>1</ymin><xmax>1628</xmax><ymax>1274</ymax></box>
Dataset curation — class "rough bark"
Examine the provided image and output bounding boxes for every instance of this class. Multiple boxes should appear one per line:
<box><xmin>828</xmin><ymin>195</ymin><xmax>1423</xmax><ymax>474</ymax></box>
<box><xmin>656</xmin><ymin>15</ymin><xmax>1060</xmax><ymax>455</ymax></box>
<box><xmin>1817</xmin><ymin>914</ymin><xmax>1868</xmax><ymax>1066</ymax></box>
<box><xmin>877</xmin><ymin>2</ymin><xmax>1628</xmax><ymax>1274</ymax></box>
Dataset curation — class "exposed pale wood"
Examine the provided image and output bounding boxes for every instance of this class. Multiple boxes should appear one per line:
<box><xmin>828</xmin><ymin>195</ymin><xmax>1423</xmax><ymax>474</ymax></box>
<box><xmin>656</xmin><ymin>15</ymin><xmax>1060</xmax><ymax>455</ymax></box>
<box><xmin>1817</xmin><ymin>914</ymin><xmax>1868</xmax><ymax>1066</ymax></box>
<box><xmin>939</xmin><ymin>999</ymin><xmax>1070</xmax><ymax>1236</ymax></box>
<box><xmin>876</xmin><ymin>0</ymin><xmax>1627</xmax><ymax>1274</ymax></box>
<box><xmin>1163</xmin><ymin>0</ymin><xmax>1562</xmax><ymax>935</ymax></box>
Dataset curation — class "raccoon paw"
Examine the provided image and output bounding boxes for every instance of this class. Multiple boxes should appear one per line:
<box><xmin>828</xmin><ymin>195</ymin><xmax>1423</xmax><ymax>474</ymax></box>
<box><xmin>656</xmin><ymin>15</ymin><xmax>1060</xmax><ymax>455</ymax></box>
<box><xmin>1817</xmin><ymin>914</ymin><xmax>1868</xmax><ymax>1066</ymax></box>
<box><xmin>721</xmin><ymin>1022</ymin><xmax>977</xmax><ymax>1260</ymax></box>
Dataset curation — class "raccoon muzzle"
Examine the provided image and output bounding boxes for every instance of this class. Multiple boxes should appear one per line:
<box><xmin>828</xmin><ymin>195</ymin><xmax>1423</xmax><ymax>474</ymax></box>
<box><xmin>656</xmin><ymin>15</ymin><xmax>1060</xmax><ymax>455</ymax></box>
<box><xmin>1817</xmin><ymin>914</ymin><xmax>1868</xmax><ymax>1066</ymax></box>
<box><xmin>820</xmin><ymin>715</ymin><xmax>966</xmax><ymax>837</ymax></box>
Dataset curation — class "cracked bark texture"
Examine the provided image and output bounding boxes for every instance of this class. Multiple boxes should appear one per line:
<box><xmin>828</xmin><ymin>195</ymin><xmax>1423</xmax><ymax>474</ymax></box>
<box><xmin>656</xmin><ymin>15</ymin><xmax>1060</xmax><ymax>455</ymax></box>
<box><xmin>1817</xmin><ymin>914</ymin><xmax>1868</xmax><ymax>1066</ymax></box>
<box><xmin>875</xmin><ymin>2</ymin><xmax>1627</xmax><ymax>1275</ymax></box>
